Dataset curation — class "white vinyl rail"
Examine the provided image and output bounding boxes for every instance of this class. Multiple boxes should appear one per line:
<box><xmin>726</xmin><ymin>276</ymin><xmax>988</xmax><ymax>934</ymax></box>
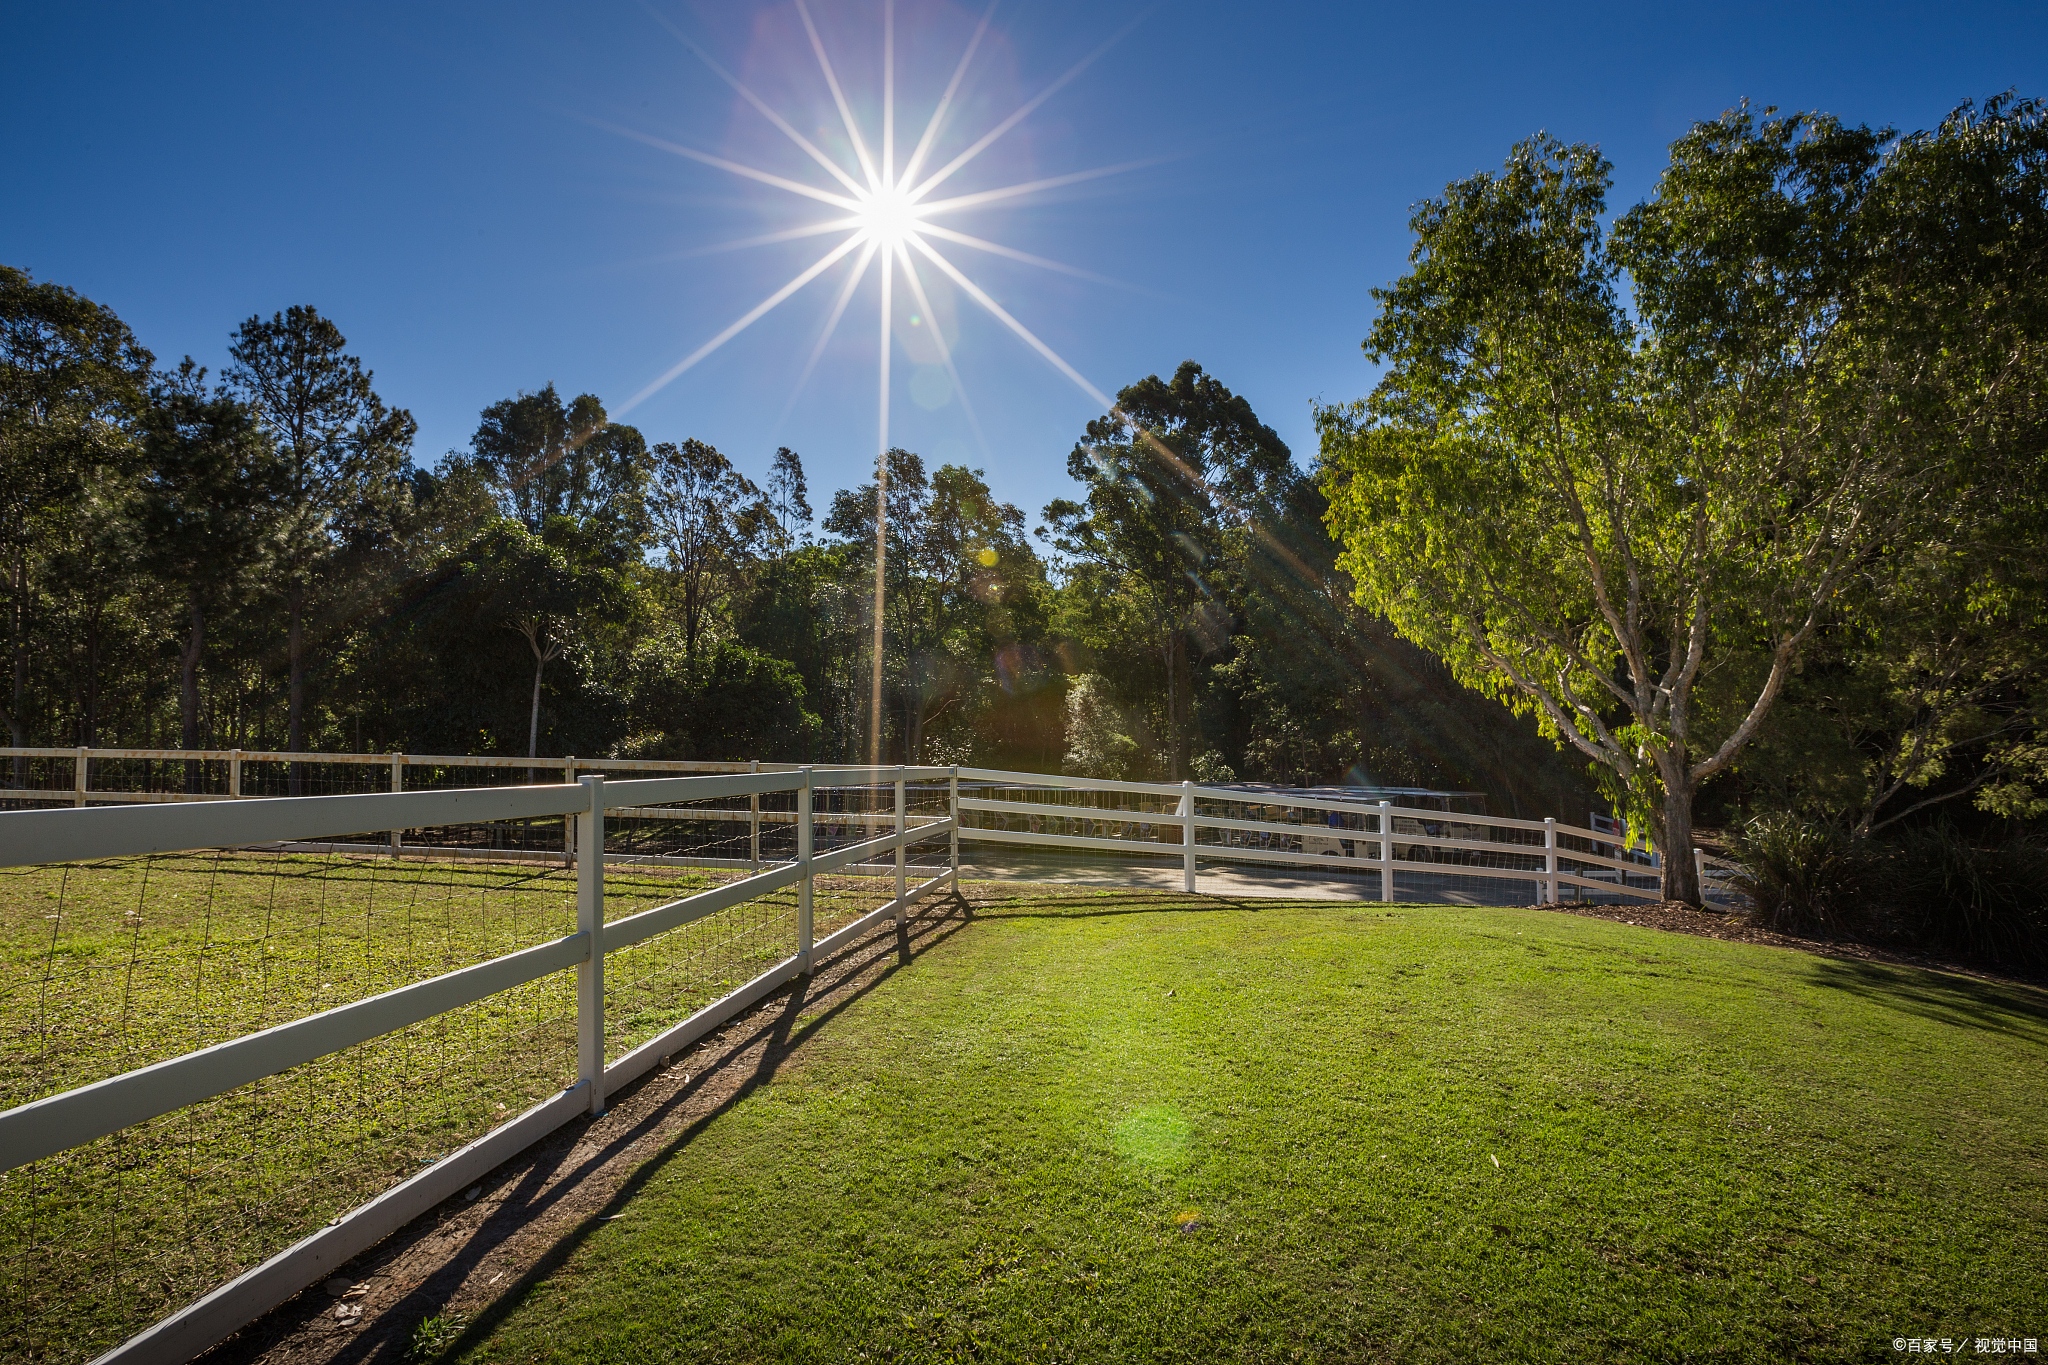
<box><xmin>0</xmin><ymin>765</ymin><xmax>957</xmax><ymax>1365</ymax></box>
<box><xmin>953</xmin><ymin>767</ymin><xmax>1668</xmax><ymax>904</ymax></box>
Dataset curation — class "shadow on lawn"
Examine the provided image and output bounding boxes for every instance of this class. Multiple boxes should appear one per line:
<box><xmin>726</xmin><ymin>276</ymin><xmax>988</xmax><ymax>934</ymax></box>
<box><xmin>309</xmin><ymin>891</ymin><xmax>977</xmax><ymax>1365</ymax></box>
<box><xmin>969</xmin><ymin>889</ymin><xmax>1269</xmax><ymax>920</ymax></box>
<box><xmin>1799</xmin><ymin>955</ymin><xmax>2048</xmax><ymax>1046</ymax></box>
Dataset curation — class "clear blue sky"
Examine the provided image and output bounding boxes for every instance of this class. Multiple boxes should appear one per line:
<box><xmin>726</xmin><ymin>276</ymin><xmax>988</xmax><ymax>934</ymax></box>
<box><xmin>7</xmin><ymin>1</ymin><xmax>2042</xmax><ymax>528</ymax></box>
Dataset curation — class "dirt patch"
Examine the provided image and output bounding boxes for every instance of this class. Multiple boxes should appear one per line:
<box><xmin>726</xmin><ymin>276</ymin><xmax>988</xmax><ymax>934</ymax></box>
<box><xmin>1531</xmin><ymin>897</ymin><xmax>2041</xmax><ymax>988</ymax></box>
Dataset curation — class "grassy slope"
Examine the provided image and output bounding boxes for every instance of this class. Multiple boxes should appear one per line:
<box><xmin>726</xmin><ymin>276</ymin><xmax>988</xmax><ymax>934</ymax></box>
<box><xmin>458</xmin><ymin>889</ymin><xmax>2048</xmax><ymax>1365</ymax></box>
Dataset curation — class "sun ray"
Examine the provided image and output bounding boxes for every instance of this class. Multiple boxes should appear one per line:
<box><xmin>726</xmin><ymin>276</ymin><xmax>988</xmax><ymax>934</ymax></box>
<box><xmin>656</xmin><ymin>217</ymin><xmax>867</xmax><ymax>261</ymax></box>
<box><xmin>905</xmin><ymin>8</ymin><xmax>1151</xmax><ymax>204</ymax></box>
<box><xmin>905</xmin><ymin>233</ymin><xmax>1112</xmax><ymax>408</ymax></box>
<box><xmin>793</xmin><ymin>0</ymin><xmax>882</xmax><ymax>192</ymax></box>
<box><xmin>882</xmin><ymin>0</ymin><xmax>895</xmax><ymax>190</ymax></box>
<box><xmin>897</xmin><ymin>0</ymin><xmax>1000</xmax><ymax>193</ymax></box>
<box><xmin>633</xmin><ymin>0</ymin><xmax>870</xmax><ymax>200</ymax></box>
<box><xmin>577</xmin><ymin>114</ymin><xmax>862</xmax><ymax>210</ymax></box>
<box><xmin>915</xmin><ymin>159</ymin><xmax>1156</xmax><ymax>214</ymax></box>
<box><xmin>894</xmin><ymin>240</ymin><xmax>991</xmax><ymax>458</ymax></box>
<box><xmin>619</xmin><ymin>230</ymin><xmax>866</xmax><ymax>415</ymax></box>
<box><xmin>911</xmin><ymin>221</ymin><xmax>1129</xmax><ymax>288</ymax></box>
<box><xmin>871</xmin><ymin>242</ymin><xmax>896</xmax><ymax>765</ymax></box>
<box><xmin>778</xmin><ymin>236</ymin><xmax>880</xmax><ymax>427</ymax></box>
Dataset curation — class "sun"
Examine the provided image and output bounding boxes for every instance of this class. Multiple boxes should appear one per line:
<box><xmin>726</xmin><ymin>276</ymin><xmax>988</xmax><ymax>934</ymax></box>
<box><xmin>855</xmin><ymin>185</ymin><xmax>925</xmax><ymax>250</ymax></box>
<box><xmin>603</xmin><ymin>0</ymin><xmax>1145</xmax><ymax>433</ymax></box>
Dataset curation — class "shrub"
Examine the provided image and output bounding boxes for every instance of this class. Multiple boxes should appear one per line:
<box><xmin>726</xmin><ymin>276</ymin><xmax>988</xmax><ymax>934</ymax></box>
<box><xmin>1725</xmin><ymin>812</ymin><xmax>1870</xmax><ymax>935</ymax></box>
<box><xmin>1874</xmin><ymin>826</ymin><xmax>2048</xmax><ymax>973</ymax></box>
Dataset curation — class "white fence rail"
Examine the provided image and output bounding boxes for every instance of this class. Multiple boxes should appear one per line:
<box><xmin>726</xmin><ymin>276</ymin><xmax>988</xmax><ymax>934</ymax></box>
<box><xmin>0</xmin><ymin>753</ymin><xmax>1707</xmax><ymax>1364</ymax></box>
<box><xmin>953</xmin><ymin>768</ymin><xmax>1671</xmax><ymax>904</ymax></box>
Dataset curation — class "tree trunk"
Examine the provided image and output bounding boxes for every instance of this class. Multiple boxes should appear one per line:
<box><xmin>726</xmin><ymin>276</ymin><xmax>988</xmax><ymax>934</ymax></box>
<box><xmin>8</xmin><ymin>546</ymin><xmax>27</xmax><ymax>786</ymax></box>
<box><xmin>181</xmin><ymin>597</ymin><xmax>206</xmax><ymax>794</ymax></box>
<box><xmin>527</xmin><ymin>648</ymin><xmax>547</xmax><ymax>782</ymax></box>
<box><xmin>1658</xmin><ymin>768</ymin><xmax>1702</xmax><ymax>906</ymax></box>
<box><xmin>287</xmin><ymin>579</ymin><xmax>305</xmax><ymax>793</ymax></box>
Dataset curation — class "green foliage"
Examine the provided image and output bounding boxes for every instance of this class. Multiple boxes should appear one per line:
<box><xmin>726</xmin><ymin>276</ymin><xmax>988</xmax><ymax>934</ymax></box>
<box><xmin>1725</xmin><ymin>812</ymin><xmax>1870</xmax><ymax>936</ymax></box>
<box><xmin>1060</xmin><ymin>673</ymin><xmax>1140</xmax><ymax>779</ymax></box>
<box><xmin>1319</xmin><ymin>98</ymin><xmax>2048</xmax><ymax>901</ymax></box>
<box><xmin>1876</xmin><ymin>826</ymin><xmax>2048</xmax><ymax>972</ymax></box>
<box><xmin>624</xmin><ymin>636</ymin><xmax>820</xmax><ymax>762</ymax></box>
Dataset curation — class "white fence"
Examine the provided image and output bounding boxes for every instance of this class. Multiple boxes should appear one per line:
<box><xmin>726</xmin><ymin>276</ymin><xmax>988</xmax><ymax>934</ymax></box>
<box><xmin>0</xmin><ymin>752</ymin><xmax>1734</xmax><ymax>1364</ymax></box>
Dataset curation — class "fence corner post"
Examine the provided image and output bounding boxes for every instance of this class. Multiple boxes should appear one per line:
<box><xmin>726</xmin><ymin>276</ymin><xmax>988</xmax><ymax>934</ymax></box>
<box><xmin>1543</xmin><ymin>815</ymin><xmax>1558</xmax><ymax>904</ymax></box>
<box><xmin>577</xmin><ymin>773</ymin><xmax>606</xmax><ymax>1117</ymax></box>
<box><xmin>797</xmin><ymin>766</ymin><xmax>814</xmax><ymax>976</ymax></box>
<box><xmin>1180</xmin><ymin>780</ymin><xmax>1196</xmax><ymax>895</ymax></box>
<box><xmin>74</xmin><ymin>745</ymin><xmax>88</xmax><ymax>807</ymax></box>
<box><xmin>949</xmin><ymin>766</ymin><xmax>960</xmax><ymax>894</ymax></box>
<box><xmin>1694</xmin><ymin>846</ymin><xmax>1708</xmax><ymax>900</ymax></box>
<box><xmin>1379</xmin><ymin>800</ymin><xmax>1396</xmax><ymax>903</ymax></box>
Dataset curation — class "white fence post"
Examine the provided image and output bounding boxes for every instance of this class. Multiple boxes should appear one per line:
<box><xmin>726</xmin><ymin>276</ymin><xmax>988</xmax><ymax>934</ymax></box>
<box><xmin>576</xmin><ymin>773</ymin><xmax>606</xmax><ymax>1117</ymax></box>
<box><xmin>74</xmin><ymin>746</ymin><xmax>88</xmax><ymax>807</ymax></box>
<box><xmin>1543</xmin><ymin>816</ymin><xmax>1557</xmax><ymax>904</ymax></box>
<box><xmin>949</xmin><ymin>766</ymin><xmax>960</xmax><ymax>893</ymax></box>
<box><xmin>389</xmin><ymin>753</ymin><xmax>404</xmax><ymax>857</ymax></box>
<box><xmin>797</xmin><ymin>767</ymin><xmax>814</xmax><ymax>974</ymax></box>
<box><xmin>228</xmin><ymin>748</ymin><xmax>242</xmax><ymax>799</ymax></box>
<box><xmin>894</xmin><ymin>771</ymin><xmax>907</xmax><ymax>923</ymax></box>
<box><xmin>562</xmin><ymin>756</ymin><xmax>577</xmax><ymax>868</ymax></box>
<box><xmin>1695</xmin><ymin>846</ymin><xmax>1708</xmax><ymax>899</ymax></box>
<box><xmin>1180</xmin><ymin>780</ymin><xmax>1196</xmax><ymax>894</ymax></box>
<box><xmin>1379</xmin><ymin>800</ymin><xmax>1395</xmax><ymax>903</ymax></box>
<box><xmin>749</xmin><ymin>759</ymin><xmax>761</xmax><ymax>871</ymax></box>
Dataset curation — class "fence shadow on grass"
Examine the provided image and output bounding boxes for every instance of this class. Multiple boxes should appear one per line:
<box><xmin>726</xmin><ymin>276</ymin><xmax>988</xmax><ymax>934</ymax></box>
<box><xmin>963</xmin><ymin>888</ymin><xmax>1271</xmax><ymax>921</ymax></box>
<box><xmin>269</xmin><ymin>889</ymin><xmax>976</xmax><ymax>1365</ymax></box>
<box><xmin>1798</xmin><ymin>955</ymin><xmax>2048</xmax><ymax>1047</ymax></box>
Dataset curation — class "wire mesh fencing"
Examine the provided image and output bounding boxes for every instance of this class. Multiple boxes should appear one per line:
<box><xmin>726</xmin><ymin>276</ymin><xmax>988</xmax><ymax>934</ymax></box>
<box><xmin>0</xmin><ymin>828</ymin><xmax>585</xmax><ymax>1363</ymax></box>
<box><xmin>0</xmin><ymin>765</ymin><xmax>961</xmax><ymax>1364</ymax></box>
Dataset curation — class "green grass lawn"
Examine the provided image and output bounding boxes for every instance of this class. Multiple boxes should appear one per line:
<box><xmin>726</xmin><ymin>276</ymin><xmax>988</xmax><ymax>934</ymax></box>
<box><xmin>447</xmin><ymin>888</ymin><xmax>2048</xmax><ymax>1365</ymax></box>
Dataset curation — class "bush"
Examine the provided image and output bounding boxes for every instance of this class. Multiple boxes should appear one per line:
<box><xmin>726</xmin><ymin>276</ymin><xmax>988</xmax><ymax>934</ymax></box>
<box><xmin>1874</xmin><ymin>826</ymin><xmax>2048</xmax><ymax>973</ymax></box>
<box><xmin>1725</xmin><ymin>812</ymin><xmax>1870</xmax><ymax>935</ymax></box>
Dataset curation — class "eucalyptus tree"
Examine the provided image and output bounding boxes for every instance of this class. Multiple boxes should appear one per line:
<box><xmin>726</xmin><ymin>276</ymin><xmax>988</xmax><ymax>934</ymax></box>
<box><xmin>1046</xmin><ymin>362</ymin><xmax>1293</xmax><ymax>779</ymax></box>
<box><xmin>226</xmin><ymin>306</ymin><xmax>414</xmax><ymax>765</ymax></box>
<box><xmin>647</xmin><ymin>438</ymin><xmax>771</xmax><ymax>661</ymax></box>
<box><xmin>470</xmin><ymin>384</ymin><xmax>650</xmax><ymax>555</ymax></box>
<box><xmin>136</xmin><ymin>362</ymin><xmax>282</xmax><ymax>784</ymax></box>
<box><xmin>826</xmin><ymin>452</ymin><xmax>1040</xmax><ymax>762</ymax></box>
<box><xmin>0</xmin><ymin>267</ymin><xmax>152</xmax><ymax>760</ymax></box>
<box><xmin>1315</xmin><ymin>104</ymin><xmax>2042</xmax><ymax>903</ymax></box>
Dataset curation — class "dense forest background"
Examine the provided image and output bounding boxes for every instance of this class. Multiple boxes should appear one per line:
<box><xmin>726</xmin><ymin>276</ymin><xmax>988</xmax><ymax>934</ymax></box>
<box><xmin>0</xmin><ymin>270</ymin><xmax>1598</xmax><ymax>816</ymax></box>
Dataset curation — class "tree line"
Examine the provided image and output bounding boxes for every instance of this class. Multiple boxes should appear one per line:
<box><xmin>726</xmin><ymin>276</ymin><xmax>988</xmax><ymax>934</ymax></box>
<box><xmin>0</xmin><ymin>272</ymin><xmax>1594</xmax><ymax>814</ymax></box>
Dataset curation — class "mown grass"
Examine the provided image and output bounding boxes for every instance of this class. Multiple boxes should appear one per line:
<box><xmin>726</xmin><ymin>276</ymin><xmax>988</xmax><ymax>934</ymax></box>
<box><xmin>448</xmin><ymin>889</ymin><xmax>2047</xmax><ymax>1365</ymax></box>
<box><xmin>0</xmin><ymin>850</ymin><xmax>897</xmax><ymax>1364</ymax></box>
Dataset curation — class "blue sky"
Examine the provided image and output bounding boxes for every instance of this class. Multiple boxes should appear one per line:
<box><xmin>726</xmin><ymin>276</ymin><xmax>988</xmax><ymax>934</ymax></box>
<box><xmin>7</xmin><ymin>1</ymin><xmax>2042</xmax><ymax>529</ymax></box>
